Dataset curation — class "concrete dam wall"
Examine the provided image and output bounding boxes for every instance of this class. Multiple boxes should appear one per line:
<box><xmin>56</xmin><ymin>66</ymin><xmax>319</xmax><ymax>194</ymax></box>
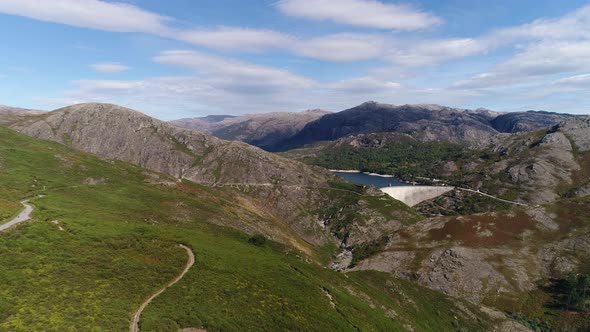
<box><xmin>380</xmin><ymin>186</ymin><xmax>454</xmax><ymax>207</ymax></box>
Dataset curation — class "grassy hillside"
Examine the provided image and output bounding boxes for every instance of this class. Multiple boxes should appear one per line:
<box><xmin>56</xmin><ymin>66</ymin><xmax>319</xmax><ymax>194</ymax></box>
<box><xmin>0</xmin><ymin>127</ymin><xmax>494</xmax><ymax>331</ymax></box>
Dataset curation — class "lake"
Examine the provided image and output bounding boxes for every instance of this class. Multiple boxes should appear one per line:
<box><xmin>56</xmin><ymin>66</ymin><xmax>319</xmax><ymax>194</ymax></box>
<box><xmin>333</xmin><ymin>171</ymin><xmax>411</xmax><ymax>188</ymax></box>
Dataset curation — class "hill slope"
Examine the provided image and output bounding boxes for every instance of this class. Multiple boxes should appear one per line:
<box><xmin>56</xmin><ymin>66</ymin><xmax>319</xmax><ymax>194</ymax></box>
<box><xmin>0</xmin><ymin>126</ymin><xmax>503</xmax><ymax>331</ymax></box>
<box><xmin>0</xmin><ymin>104</ymin><xmax>44</xmax><ymax>125</ymax></box>
<box><xmin>10</xmin><ymin>103</ymin><xmax>423</xmax><ymax>251</ymax></box>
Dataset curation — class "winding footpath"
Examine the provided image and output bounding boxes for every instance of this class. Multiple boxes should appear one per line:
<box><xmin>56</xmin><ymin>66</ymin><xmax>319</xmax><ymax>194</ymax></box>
<box><xmin>0</xmin><ymin>200</ymin><xmax>34</xmax><ymax>232</ymax></box>
<box><xmin>130</xmin><ymin>244</ymin><xmax>195</xmax><ymax>332</ymax></box>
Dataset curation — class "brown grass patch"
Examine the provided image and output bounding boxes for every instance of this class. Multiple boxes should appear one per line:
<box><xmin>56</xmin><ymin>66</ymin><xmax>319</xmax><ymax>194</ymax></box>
<box><xmin>428</xmin><ymin>211</ymin><xmax>536</xmax><ymax>247</ymax></box>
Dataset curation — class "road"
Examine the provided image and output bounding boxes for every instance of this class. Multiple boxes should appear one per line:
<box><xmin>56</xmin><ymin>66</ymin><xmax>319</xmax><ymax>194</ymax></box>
<box><xmin>455</xmin><ymin>187</ymin><xmax>530</xmax><ymax>207</ymax></box>
<box><xmin>130</xmin><ymin>244</ymin><xmax>195</xmax><ymax>332</ymax></box>
<box><xmin>0</xmin><ymin>200</ymin><xmax>34</xmax><ymax>232</ymax></box>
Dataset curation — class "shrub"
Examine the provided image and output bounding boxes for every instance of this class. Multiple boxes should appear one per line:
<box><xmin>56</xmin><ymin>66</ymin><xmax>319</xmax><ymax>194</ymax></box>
<box><xmin>248</xmin><ymin>234</ymin><xmax>267</xmax><ymax>247</ymax></box>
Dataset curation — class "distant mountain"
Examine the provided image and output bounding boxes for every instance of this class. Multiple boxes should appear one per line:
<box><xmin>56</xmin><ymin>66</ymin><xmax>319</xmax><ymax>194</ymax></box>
<box><xmin>491</xmin><ymin>110</ymin><xmax>579</xmax><ymax>133</ymax></box>
<box><xmin>273</xmin><ymin>102</ymin><xmax>500</xmax><ymax>151</ymax></box>
<box><xmin>173</xmin><ymin>102</ymin><xmax>586</xmax><ymax>152</ymax></box>
<box><xmin>170</xmin><ymin>114</ymin><xmax>236</xmax><ymax>133</ymax></box>
<box><xmin>170</xmin><ymin>109</ymin><xmax>330</xmax><ymax>151</ymax></box>
<box><xmin>0</xmin><ymin>104</ymin><xmax>44</xmax><ymax>125</ymax></box>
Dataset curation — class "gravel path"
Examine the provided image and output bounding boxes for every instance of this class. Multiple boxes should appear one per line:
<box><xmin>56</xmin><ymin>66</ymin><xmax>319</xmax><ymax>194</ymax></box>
<box><xmin>130</xmin><ymin>244</ymin><xmax>195</xmax><ymax>332</ymax></box>
<box><xmin>0</xmin><ymin>200</ymin><xmax>33</xmax><ymax>232</ymax></box>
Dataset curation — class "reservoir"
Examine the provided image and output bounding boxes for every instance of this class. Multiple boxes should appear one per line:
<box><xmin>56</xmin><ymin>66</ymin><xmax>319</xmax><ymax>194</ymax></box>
<box><xmin>333</xmin><ymin>171</ymin><xmax>410</xmax><ymax>188</ymax></box>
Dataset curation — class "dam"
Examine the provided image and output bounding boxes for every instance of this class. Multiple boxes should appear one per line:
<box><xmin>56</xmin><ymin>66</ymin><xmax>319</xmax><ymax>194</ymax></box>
<box><xmin>333</xmin><ymin>171</ymin><xmax>454</xmax><ymax>206</ymax></box>
<box><xmin>380</xmin><ymin>185</ymin><xmax>454</xmax><ymax>207</ymax></box>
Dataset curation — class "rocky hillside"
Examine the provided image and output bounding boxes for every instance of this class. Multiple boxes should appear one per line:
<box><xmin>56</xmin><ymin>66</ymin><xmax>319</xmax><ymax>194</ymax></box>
<box><xmin>170</xmin><ymin>109</ymin><xmax>329</xmax><ymax>151</ymax></box>
<box><xmin>12</xmin><ymin>103</ymin><xmax>328</xmax><ymax>186</ymax></box>
<box><xmin>455</xmin><ymin>117</ymin><xmax>590</xmax><ymax>206</ymax></box>
<box><xmin>9</xmin><ymin>103</ymin><xmax>420</xmax><ymax>250</ymax></box>
<box><xmin>491</xmin><ymin>110</ymin><xmax>578</xmax><ymax>133</ymax></box>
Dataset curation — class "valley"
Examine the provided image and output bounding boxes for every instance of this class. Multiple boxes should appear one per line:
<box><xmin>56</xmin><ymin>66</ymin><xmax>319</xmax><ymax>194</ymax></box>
<box><xmin>0</xmin><ymin>114</ymin><xmax>507</xmax><ymax>331</ymax></box>
<box><xmin>3</xmin><ymin>2</ymin><xmax>590</xmax><ymax>331</ymax></box>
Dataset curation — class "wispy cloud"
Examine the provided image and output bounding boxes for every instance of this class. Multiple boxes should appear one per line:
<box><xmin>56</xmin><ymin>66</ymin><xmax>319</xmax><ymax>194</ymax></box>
<box><xmin>0</xmin><ymin>0</ymin><xmax>171</xmax><ymax>33</ymax></box>
<box><xmin>91</xmin><ymin>63</ymin><xmax>130</xmax><ymax>73</ymax></box>
<box><xmin>153</xmin><ymin>50</ymin><xmax>315</xmax><ymax>93</ymax></box>
<box><xmin>175</xmin><ymin>27</ymin><xmax>294</xmax><ymax>51</ymax></box>
<box><xmin>276</xmin><ymin>0</ymin><xmax>442</xmax><ymax>30</ymax></box>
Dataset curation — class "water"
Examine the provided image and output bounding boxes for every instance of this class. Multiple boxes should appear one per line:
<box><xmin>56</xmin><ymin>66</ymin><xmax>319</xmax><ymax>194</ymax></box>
<box><xmin>333</xmin><ymin>171</ymin><xmax>410</xmax><ymax>188</ymax></box>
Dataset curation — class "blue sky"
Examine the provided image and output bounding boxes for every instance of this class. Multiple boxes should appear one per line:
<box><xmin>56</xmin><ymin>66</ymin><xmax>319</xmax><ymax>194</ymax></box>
<box><xmin>1</xmin><ymin>0</ymin><xmax>590</xmax><ymax>119</ymax></box>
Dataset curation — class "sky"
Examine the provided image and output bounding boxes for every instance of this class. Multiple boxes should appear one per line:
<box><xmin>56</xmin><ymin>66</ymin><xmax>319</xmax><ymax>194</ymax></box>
<box><xmin>1</xmin><ymin>0</ymin><xmax>590</xmax><ymax>119</ymax></box>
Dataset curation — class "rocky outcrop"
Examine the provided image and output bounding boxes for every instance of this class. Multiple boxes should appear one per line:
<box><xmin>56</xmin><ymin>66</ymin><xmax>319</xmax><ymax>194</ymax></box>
<box><xmin>491</xmin><ymin>110</ymin><xmax>578</xmax><ymax>133</ymax></box>
<box><xmin>556</xmin><ymin>117</ymin><xmax>590</xmax><ymax>152</ymax></box>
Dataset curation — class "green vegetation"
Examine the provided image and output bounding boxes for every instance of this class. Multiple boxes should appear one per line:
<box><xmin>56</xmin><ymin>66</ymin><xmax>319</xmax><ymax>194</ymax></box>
<box><xmin>316</xmin><ymin>181</ymin><xmax>422</xmax><ymax>241</ymax></box>
<box><xmin>495</xmin><ymin>275</ymin><xmax>590</xmax><ymax>332</ymax></box>
<box><xmin>350</xmin><ymin>235</ymin><xmax>389</xmax><ymax>267</ymax></box>
<box><xmin>0</xmin><ymin>127</ymin><xmax>492</xmax><ymax>331</ymax></box>
<box><xmin>288</xmin><ymin>134</ymin><xmax>481</xmax><ymax>181</ymax></box>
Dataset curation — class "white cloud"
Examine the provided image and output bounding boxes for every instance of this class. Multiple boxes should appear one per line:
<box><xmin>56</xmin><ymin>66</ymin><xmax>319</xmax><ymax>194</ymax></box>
<box><xmin>453</xmin><ymin>41</ymin><xmax>590</xmax><ymax>89</ymax></box>
<box><xmin>0</xmin><ymin>0</ymin><xmax>171</xmax><ymax>34</ymax></box>
<box><xmin>325</xmin><ymin>77</ymin><xmax>401</xmax><ymax>93</ymax></box>
<box><xmin>489</xmin><ymin>5</ymin><xmax>590</xmax><ymax>43</ymax></box>
<box><xmin>554</xmin><ymin>73</ymin><xmax>590</xmax><ymax>87</ymax></box>
<box><xmin>175</xmin><ymin>27</ymin><xmax>293</xmax><ymax>51</ymax></box>
<box><xmin>276</xmin><ymin>0</ymin><xmax>442</xmax><ymax>30</ymax></box>
<box><xmin>293</xmin><ymin>34</ymin><xmax>386</xmax><ymax>62</ymax></box>
<box><xmin>153</xmin><ymin>50</ymin><xmax>315</xmax><ymax>93</ymax></box>
<box><xmin>385</xmin><ymin>38</ymin><xmax>488</xmax><ymax>66</ymax></box>
<box><xmin>91</xmin><ymin>63</ymin><xmax>130</xmax><ymax>73</ymax></box>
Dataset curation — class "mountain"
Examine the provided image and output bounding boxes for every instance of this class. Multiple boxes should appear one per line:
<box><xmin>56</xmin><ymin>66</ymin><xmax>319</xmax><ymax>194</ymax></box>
<box><xmin>0</xmin><ymin>124</ymin><xmax>507</xmax><ymax>331</ymax></box>
<box><xmin>170</xmin><ymin>109</ymin><xmax>330</xmax><ymax>151</ymax></box>
<box><xmin>272</xmin><ymin>102</ymin><xmax>501</xmax><ymax>151</ymax></box>
<box><xmin>491</xmin><ymin>110</ymin><xmax>579</xmax><ymax>132</ymax></box>
<box><xmin>174</xmin><ymin>102</ymin><xmax>586</xmax><ymax>153</ymax></box>
<box><xmin>169</xmin><ymin>114</ymin><xmax>236</xmax><ymax>133</ymax></box>
<box><xmin>0</xmin><ymin>104</ymin><xmax>44</xmax><ymax>125</ymax></box>
<box><xmin>10</xmin><ymin>103</ymin><xmax>421</xmax><ymax>250</ymax></box>
<box><xmin>12</xmin><ymin>103</ymin><xmax>327</xmax><ymax>185</ymax></box>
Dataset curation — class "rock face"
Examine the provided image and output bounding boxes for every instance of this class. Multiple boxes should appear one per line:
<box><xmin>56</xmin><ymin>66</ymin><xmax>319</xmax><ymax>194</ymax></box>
<box><xmin>13</xmin><ymin>103</ymin><xmax>329</xmax><ymax>186</ymax></box>
<box><xmin>170</xmin><ymin>109</ymin><xmax>329</xmax><ymax>151</ymax></box>
<box><xmin>556</xmin><ymin>117</ymin><xmax>590</xmax><ymax>152</ymax></box>
<box><xmin>490</xmin><ymin>110</ymin><xmax>578</xmax><ymax>133</ymax></box>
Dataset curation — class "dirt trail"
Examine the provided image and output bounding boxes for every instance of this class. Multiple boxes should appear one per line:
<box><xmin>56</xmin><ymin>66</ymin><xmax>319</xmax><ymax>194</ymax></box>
<box><xmin>130</xmin><ymin>244</ymin><xmax>195</xmax><ymax>332</ymax></box>
<box><xmin>0</xmin><ymin>200</ymin><xmax>34</xmax><ymax>232</ymax></box>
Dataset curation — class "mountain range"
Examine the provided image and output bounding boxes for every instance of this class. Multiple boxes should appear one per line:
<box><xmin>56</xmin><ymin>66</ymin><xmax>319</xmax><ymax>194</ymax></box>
<box><xmin>1</xmin><ymin>101</ymin><xmax>589</xmax><ymax>331</ymax></box>
<box><xmin>171</xmin><ymin>101</ymin><xmax>583</xmax><ymax>152</ymax></box>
